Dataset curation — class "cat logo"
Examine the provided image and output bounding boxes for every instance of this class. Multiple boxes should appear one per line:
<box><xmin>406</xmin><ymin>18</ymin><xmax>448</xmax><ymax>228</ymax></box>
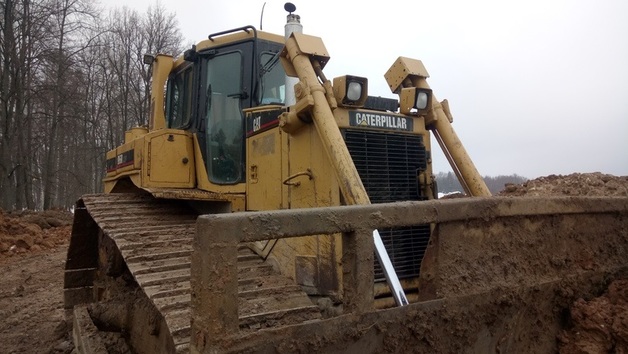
<box><xmin>349</xmin><ymin>111</ymin><xmax>413</xmax><ymax>131</ymax></box>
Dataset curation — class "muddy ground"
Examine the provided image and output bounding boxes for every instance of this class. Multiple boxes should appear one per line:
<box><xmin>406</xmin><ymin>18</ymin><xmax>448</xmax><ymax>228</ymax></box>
<box><xmin>0</xmin><ymin>210</ymin><xmax>73</xmax><ymax>353</ymax></box>
<box><xmin>0</xmin><ymin>172</ymin><xmax>626</xmax><ymax>353</ymax></box>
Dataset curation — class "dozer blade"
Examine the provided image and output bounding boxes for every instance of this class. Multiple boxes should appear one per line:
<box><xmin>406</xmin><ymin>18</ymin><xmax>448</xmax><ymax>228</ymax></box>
<box><xmin>191</xmin><ymin>196</ymin><xmax>628</xmax><ymax>353</ymax></box>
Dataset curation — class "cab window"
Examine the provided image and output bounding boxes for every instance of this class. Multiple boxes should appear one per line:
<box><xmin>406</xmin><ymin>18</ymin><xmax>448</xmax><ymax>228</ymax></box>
<box><xmin>259</xmin><ymin>52</ymin><xmax>285</xmax><ymax>105</ymax></box>
<box><xmin>166</xmin><ymin>66</ymin><xmax>194</xmax><ymax>128</ymax></box>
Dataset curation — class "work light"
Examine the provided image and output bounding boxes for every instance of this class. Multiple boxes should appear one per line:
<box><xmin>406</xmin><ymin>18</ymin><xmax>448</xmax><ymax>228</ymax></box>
<box><xmin>143</xmin><ymin>54</ymin><xmax>155</xmax><ymax>65</ymax></box>
<box><xmin>346</xmin><ymin>81</ymin><xmax>363</xmax><ymax>101</ymax></box>
<box><xmin>400</xmin><ymin>87</ymin><xmax>432</xmax><ymax>115</ymax></box>
<box><xmin>333</xmin><ymin>75</ymin><xmax>368</xmax><ymax>107</ymax></box>
<box><xmin>415</xmin><ymin>90</ymin><xmax>429</xmax><ymax>110</ymax></box>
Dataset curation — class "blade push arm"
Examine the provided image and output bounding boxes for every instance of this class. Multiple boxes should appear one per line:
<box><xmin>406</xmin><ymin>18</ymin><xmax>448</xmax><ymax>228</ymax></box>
<box><xmin>280</xmin><ymin>33</ymin><xmax>408</xmax><ymax>307</ymax></box>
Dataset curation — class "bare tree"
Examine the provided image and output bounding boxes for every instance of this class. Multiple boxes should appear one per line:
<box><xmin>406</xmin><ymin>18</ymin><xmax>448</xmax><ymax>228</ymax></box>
<box><xmin>137</xmin><ymin>2</ymin><xmax>183</xmax><ymax>126</ymax></box>
<box><xmin>104</xmin><ymin>4</ymin><xmax>183</xmax><ymax>135</ymax></box>
<box><xmin>0</xmin><ymin>0</ymin><xmax>184</xmax><ymax>210</ymax></box>
<box><xmin>39</xmin><ymin>0</ymin><xmax>99</xmax><ymax>209</ymax></box>
<box><xmin>0</xmin><ymin>0</ymin><xmax>18</xmax><ymax>209</ymax></box>
<box><xmin>1</xmin><ymin>0</ymin><xmax>48</xmax><ymax>209</ymax></box>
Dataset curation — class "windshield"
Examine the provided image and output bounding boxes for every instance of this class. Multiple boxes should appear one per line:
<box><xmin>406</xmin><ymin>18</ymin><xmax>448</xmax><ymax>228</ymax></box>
<box><xmin>259</xmin><ymin>52</ymin><xmax>285</xmax><ymax>105</ymax></box>
<box><xmin>205</xmin><ymin>51</ymin><xmax>244</xmax><ymax>184</ymax></box>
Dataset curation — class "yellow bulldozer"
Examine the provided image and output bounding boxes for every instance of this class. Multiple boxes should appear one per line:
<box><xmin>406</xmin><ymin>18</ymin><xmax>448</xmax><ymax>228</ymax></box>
<box><xmin>63</xmin><ymin>4</ymin><xmax>628</xmax><ymax>353</ymax></box>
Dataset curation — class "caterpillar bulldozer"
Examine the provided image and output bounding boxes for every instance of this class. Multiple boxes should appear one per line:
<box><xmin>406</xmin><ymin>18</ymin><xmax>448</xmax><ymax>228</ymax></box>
<box><xmin>64</xmin><ymin>4</ymin><xmax>628</xmax><ymax>353</ymax></box>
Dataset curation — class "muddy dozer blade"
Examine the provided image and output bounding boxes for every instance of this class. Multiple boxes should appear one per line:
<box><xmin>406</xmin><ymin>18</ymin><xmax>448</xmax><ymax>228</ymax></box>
<box><xmin>191</xmin><ymin>196</ymin><xmax>628</xmax><ymax>353</ymax></box>
<box><xmin>417</xmin><ymin>197</ymin><xmax>628</xmax><ymax>301</ymax></box>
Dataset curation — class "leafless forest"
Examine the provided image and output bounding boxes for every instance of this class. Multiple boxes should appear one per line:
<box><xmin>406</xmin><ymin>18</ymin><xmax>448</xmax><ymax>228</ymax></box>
<box><xmin>0</xmin><ymin>0</ymin><xmax>185</xmax><ymax>210</ymax></box>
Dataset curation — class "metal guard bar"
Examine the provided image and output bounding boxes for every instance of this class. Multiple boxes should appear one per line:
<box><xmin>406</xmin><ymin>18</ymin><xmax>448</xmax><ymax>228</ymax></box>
<box><xmin>190</xmin><ymin>196</ymin><xmax>628</xmax><ymax>350</ymax></box>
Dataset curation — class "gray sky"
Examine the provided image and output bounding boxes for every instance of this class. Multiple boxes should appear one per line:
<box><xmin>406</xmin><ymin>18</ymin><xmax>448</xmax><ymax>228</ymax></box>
<box><xmin>103</xmin><ymin>0</ymin><xmax>628</xmax><ymax>178</ymax></box>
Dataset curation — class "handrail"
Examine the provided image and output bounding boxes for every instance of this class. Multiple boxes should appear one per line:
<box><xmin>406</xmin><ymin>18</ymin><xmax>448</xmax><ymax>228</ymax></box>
<box><xmin>199</xmin><ymin>196</ymin><xmax>628</xmax><ymax>243</ymax></box>
<box><xmin>208</xmin><ymin>25</ymin><xmax>257</xmax><ymax>41</ymax></box>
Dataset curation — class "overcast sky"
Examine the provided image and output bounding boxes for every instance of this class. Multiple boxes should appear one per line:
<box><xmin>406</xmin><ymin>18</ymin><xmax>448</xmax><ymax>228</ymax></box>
<box><xmin>102</xmin><ymin>0</ymin><xmax>628</xmax><ymax>179</ymax></box>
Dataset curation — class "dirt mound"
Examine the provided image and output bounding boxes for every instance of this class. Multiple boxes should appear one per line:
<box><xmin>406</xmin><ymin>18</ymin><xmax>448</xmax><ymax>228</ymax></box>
<box><xmin>558</xmin><ymin>280</ymin><xmax>628</xmax><ymax>353</ymax></box>
<box><xmin>499</xmin><ymin>172</ymin><xmax>628</xmax><ymax>197</ymax></box>
<box><xmin>0</xmin><ymin>208</ymin><xmax>74</xmax><ymax>354</ymax></box>
<box><xmin>498</xmin><ymin>172</ymin><xmax>628</xmax><ymax>353</ymax></box>
<box><xmin>0</xmin><ymin>208</ymin><xmax>72</xmax><ymax>264</ymax></box>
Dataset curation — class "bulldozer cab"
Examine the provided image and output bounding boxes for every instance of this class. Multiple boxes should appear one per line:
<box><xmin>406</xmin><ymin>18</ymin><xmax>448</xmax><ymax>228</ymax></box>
<box><xmin>164</xmin><ymin>29</ymin><xmax>286</xmax><ymax>185</ymax></box>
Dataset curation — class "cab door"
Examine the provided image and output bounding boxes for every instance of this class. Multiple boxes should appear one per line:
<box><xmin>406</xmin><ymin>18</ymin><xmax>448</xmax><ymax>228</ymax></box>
<box><xmin>198</xmin><ymin>43</ymin><xmax>253</xmax><ymax>186</ymax></box>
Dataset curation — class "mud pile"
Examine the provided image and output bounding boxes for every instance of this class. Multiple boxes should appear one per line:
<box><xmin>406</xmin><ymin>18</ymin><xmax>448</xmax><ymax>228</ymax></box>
<box><xmin>0</xmin><ymin>209</ymin><xmax>73</xmax><ymax>354</ymax></box>
<box><xmin>0</xmin><ymin>208</ymin><xmax>72</xmax><ymax>263</ymax></box>
<box><xmin>499</xmin><ymin>172</ymin><xmax>628</xmax><ymax>197</ymax></box>
<box><xmin>558</xmin><ymin>280</ymin><xmax>628</xmax><ymax>353</ymax></box>
<box><xmin>498</xmin><ymin>172</ymin><xmax>628</xmax><ymax>353</ymax></box>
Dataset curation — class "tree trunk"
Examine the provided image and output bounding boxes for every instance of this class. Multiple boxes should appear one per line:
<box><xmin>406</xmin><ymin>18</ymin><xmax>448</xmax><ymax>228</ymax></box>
<box><xmin>43</xmin><ymin>1</ymin><xmax>68</xmax><ymax>210</ymax></box>
<box><xmin>1</xmin><ymin>0</ymin><xmax>16</xmax><ymax>209</ymax></box>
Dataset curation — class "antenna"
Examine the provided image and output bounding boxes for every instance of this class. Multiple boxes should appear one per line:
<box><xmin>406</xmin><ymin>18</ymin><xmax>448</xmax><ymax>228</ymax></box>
<box><xmin>260</xmin><ymin>2</ymin><xmax>266</xmax><ymax>30</ymax></box>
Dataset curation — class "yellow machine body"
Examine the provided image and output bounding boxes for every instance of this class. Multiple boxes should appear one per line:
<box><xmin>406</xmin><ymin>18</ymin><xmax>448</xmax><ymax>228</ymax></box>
<box><xmin>100</xmin><ymin>26</ymin><xmax>486</xmax><ymax>301</ymax></box>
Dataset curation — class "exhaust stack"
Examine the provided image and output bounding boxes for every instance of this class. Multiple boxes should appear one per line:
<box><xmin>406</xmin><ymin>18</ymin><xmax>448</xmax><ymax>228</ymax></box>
<box><xmin>284</xmin><ymin>3</ymin><xmax>301</xmax><ymax>106</ymax></box>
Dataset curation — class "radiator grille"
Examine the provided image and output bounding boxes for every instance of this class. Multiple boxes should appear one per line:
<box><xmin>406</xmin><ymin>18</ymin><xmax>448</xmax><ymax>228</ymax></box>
<box><xmin>344</xmin><ymin>130</ymin><xmax>427</xmax><ymax>203</ymax></box>
<box><xmin>343</xmin><ymin>129</ymin><xmax>430</xmax><ymax>281</ymax></box>
<box><xmin>374</xmin><ymin>225</ymin><xmax>431</xmax><ymax>280</ymax></box>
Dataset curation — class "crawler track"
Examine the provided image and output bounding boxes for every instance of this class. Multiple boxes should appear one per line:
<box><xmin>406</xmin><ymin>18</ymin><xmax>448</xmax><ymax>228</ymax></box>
<box><xmin>64</xmin><ymin>193</ymin><xmax>321</xmax><ymax>353</ymax></box>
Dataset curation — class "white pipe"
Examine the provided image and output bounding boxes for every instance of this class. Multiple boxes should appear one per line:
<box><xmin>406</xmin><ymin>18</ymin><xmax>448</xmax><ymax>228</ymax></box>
<box><xmin>284</xmin><ymin>13</ymin><xmax>302</xmax><ymax>106</ymax></box>
<box><xmin>373</xmin><ymin>229</ymin><xmax>409</xmax><ymax>306</ymax></box>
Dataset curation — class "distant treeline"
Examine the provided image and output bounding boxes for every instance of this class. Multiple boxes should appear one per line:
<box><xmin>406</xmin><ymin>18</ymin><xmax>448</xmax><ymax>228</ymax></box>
<box><xmin>435</xmin><ymin>172</ymin><xmax>528</xmax><ymax>195</ymax></box>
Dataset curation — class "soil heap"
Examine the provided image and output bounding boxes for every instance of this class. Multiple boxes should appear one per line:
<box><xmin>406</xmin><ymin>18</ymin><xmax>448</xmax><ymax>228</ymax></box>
<box><xmin>499</xmin><ymin>172</ymin><xmax>628</xmax><ymax>354</ymax></box>
<box><xmin>500</xmin><ymin>172</ymin><xmax>628</xmax><ymax>197</ymax></box>
<box><xmin>0</xmin><ymin>208</ymin><xmax>72</xmax><ymax>264</ymax></box>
